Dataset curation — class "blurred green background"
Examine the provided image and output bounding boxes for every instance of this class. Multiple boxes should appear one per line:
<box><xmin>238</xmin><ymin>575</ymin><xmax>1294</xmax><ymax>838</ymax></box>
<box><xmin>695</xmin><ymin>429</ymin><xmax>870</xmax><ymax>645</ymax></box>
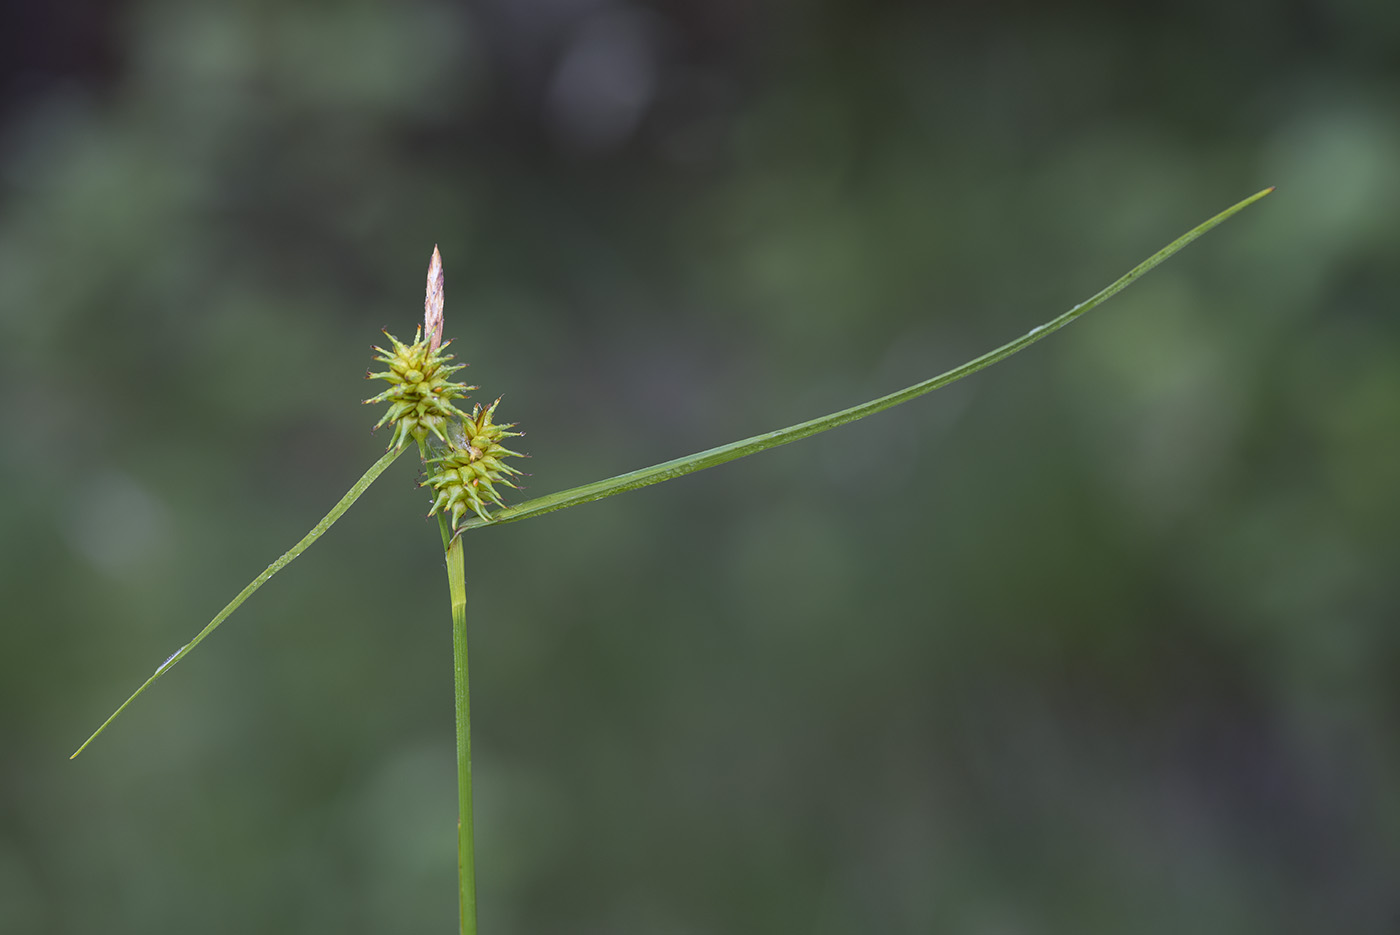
<box><xmin>2</xmin><ymin>1</ymin><xmax>1398</xmax><ymax>932</ymax></box>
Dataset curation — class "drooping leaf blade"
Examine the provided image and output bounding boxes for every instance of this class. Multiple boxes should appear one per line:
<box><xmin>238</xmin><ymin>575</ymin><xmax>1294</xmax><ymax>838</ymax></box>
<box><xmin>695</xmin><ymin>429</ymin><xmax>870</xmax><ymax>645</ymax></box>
<box><xmin>72</xmin><ymin>445</ymin><xmax>410</xmax><ymax>758</ymax></box>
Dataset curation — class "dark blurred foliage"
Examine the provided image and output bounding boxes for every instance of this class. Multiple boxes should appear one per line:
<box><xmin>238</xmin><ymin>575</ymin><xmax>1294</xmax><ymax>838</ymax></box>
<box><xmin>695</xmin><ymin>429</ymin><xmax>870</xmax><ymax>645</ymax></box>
<box><xmin>1</xmin><ymin>0</ymin><xmax>1398</xmax><ymax>932</ymax></box>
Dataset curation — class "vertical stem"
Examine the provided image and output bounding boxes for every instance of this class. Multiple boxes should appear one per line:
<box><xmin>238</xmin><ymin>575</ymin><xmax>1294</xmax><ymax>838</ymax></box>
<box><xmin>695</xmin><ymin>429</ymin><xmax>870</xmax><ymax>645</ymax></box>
<box><xmin>446</xmin><ymin>533</ymin><xmax>477</xmax><ymax>935</ymax></box>
<box><xmin>418</xmin><ymin>438</ymin><xmax>475</xmax><ymax>931</ymax></box>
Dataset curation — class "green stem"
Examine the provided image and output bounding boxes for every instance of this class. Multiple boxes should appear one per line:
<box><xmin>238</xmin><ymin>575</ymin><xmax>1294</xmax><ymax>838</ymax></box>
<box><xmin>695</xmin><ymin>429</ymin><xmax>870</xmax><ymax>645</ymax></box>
<box><xmin>70</xmin><ymin>444</ymin><xmax>410</xmax><ymax>758</ymax></box>
<box><xmin>455</xmin><ymin>187</ymin><xmax>1274</xmax><ymax>533</ymax></box>
<box><xmin>421</xmin><ymin>437</ymin><xmax>476</xmax><ymax>933</ymax></box>
<box><xmin>416</xmin><ymin>439</ymin><xmax>475</xmax><ymax>933</ymax></box>
<box><xmin>446</xmin><ymin>534</ymin><xmax>477</xmax><ymax>935</ymax></box>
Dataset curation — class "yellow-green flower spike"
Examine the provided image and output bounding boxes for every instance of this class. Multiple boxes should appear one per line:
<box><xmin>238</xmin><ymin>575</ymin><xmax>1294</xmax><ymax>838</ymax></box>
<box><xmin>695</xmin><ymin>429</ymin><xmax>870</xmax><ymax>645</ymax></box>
<box><xmin>423</xmin><ymin>398</ymin><xmax>526</xmax><ymax>530</ymax></box>
<box><xmin>364</xmin><ymin>326</ymin><xmax>477</xmax><ymax>450</ymax></box>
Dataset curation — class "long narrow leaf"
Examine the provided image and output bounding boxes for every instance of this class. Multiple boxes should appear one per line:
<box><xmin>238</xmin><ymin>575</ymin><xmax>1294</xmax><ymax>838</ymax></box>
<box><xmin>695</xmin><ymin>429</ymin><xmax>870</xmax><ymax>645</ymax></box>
<box><xmin>458</xmin><ymin>187</ymin><xmax>1274</xmax><ymax>532</ymax></box>
<box><xmin>72</xmin><ymin>445</ymin><xmax>410</xmax><ymax>758</ymax></box>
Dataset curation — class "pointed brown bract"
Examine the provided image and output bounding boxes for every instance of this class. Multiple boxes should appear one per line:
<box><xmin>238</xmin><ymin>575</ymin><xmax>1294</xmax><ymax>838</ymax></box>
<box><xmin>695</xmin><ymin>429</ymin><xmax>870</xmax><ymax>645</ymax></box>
<box><xmin>424</xmin><ymin>244</ymin><xmax>445</xmax><ymax>352</ymax></box>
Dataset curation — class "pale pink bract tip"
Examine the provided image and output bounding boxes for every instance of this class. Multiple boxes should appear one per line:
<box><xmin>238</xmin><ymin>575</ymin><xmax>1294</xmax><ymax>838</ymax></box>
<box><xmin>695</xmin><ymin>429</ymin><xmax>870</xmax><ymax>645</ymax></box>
<box><xmin>425</xmin><ymin>245</ymin><xmax>445</xmax><ymax>351</ymax></box>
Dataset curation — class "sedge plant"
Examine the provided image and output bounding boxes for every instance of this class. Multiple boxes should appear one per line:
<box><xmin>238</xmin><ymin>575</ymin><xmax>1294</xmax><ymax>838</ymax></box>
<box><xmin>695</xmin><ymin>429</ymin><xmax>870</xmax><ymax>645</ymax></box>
<box><xmin>72</xmin><ymin>188</ymin><xmax>1274</xmax><ymax>934</ymax></box>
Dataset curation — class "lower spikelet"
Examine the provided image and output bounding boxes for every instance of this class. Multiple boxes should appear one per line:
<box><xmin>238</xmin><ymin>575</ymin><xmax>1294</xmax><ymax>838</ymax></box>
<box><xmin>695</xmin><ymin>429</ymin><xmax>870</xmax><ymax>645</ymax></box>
<box><xmin>364</xmin><ymin>327</ymin><xmax>476</xmax><ymax>450</ymax></box>
<box><xmin>422</xmin><ymin>398</ymin><xmax>526</xmax><ymax>529</ymax></box>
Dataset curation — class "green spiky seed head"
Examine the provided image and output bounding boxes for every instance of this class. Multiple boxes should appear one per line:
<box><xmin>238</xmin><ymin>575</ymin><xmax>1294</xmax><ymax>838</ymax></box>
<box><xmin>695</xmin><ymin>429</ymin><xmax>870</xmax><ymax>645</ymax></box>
<box><xmin>422</xmin><ymin>398</ymin><xmax>526</xmax><ymax>529</ymax></box>
<box><xmin>364</xmin><ymin>326</ymin><xmax>477</xmax><ymax>450</ymax></box>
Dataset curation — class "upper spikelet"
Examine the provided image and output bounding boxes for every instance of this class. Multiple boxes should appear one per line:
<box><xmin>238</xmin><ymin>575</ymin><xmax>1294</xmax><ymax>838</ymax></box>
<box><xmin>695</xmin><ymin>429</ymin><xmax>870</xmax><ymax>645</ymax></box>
<box><xmin>364</xmin><ymin>326</ymin><xmax>476</xmax><ymax>450</ymax></box>
<box><xmin>422</xmin><ymin>398</ymin><xmax>526</xmax><ymax>529</ymax></box>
